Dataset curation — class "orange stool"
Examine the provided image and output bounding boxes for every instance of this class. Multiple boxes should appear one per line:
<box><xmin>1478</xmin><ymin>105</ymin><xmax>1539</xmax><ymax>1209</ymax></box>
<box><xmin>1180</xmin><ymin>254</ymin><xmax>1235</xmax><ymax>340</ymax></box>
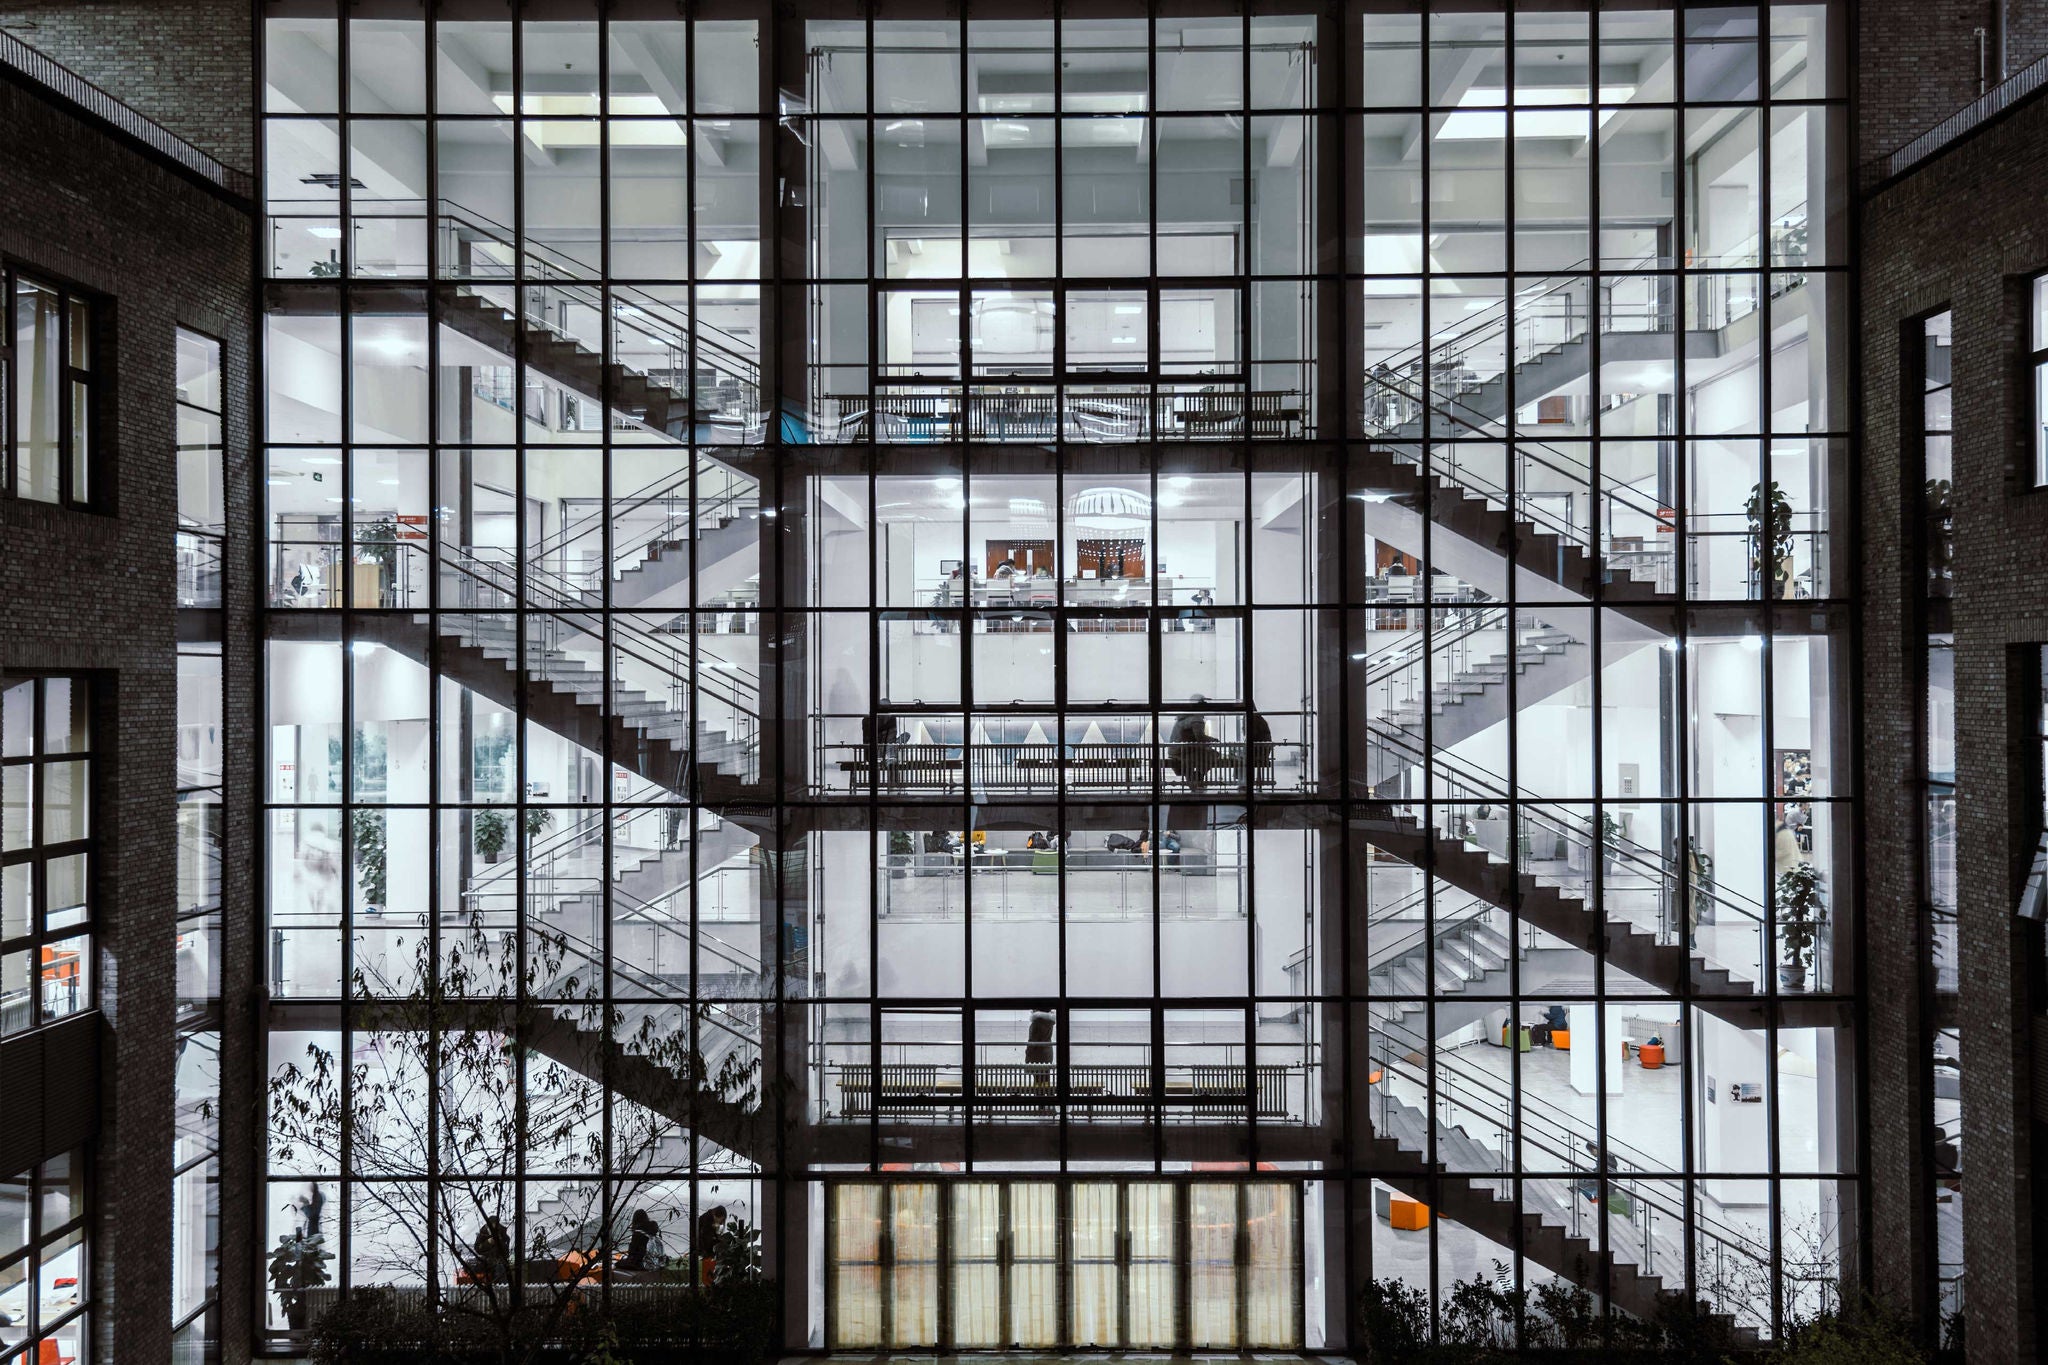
<box><xmin>1388</xmin><ymin>1198</ymin><xmax>1431</xmax><ymax>1231</ymax></box>
<box><xmin>1550</xmin><ymin>1029</ymin><xmax>1571</xmax><ymax>1050</ymax></box>
<box><xmin>1639</xmin><ymin>1043</ymin><xmax>1666</xmax><ymax>1070</ymax></box>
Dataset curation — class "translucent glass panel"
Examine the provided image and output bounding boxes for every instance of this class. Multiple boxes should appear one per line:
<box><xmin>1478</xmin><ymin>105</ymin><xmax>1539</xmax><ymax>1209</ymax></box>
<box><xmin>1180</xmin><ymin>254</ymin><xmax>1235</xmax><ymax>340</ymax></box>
<box><xmin>825</xmin><ymin>1180</ymin><xmax>1289</xmax><ymax>1351</ymax></box>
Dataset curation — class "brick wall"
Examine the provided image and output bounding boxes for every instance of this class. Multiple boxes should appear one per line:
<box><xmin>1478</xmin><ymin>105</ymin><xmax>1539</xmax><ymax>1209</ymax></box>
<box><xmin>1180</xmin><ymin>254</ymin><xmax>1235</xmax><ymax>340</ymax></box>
<box><xmin>0</xmin><ymin>72</ymin><xmax>255</xmax><ymax>1365</ymax></box>
<box><xmin>1860</xmin><ymin>0</ymin><xmax>2048</xmax><ymax>165</ymax></box>
<box><xmin>1861</xmin><ymin>87</ymin><xmax>2048</xmax><ymax>1362</ymax></box>
<box><xmin>0</xmin><ymin>0</ymin><xmax>253</xmax><ymax>173</ymax></box>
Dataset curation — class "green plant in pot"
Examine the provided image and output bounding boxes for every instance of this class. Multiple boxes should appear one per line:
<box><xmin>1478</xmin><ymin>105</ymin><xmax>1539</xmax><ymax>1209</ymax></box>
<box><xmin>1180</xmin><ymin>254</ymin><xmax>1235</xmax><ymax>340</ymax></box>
<box><xmin>354</xmin><ymin>515</ymin><xmax>400</xmax><ymax>607</ymax></box>
<box><xmin>351</xmin><ymin>808</ymin><xmax>387</xmax><ymax>914</ymax></box>
<box><xmin>1778</xmin><ymin>860</ymin><xmax>1828</xmax><ymax>990</ymax></box>
<box><xmin>1746</xmin><ymin>479</ymin><xmax>1795</xmax><ymax>599</ymax></box>
<box><xmin>1600</xmin><ymin>811</ymin><xmax>1625</xmax><ymax>876</ymax></box>
<box><xmin>888</xmin><ymin>830</ymin><xmax>912</xmax><ymax>878</ymax></box>
<box><xmin>474</xmin><ymin>807</ymin><xmax>510</xmax><ymax>864</ymax></box>
<box><xmin>524</xmin><ymin>807</ymin><xmax>555</xmax><ymax>842</ymax></box>
<box><xmin>709</xmin><ymin>1215</ymin><xmax>764</xmax><ymax>1285</ymax></box>
<box><xmin>267</xmin><ymin>1228</ymin><xmax>333</xmax><ymax>1332</ymax></box>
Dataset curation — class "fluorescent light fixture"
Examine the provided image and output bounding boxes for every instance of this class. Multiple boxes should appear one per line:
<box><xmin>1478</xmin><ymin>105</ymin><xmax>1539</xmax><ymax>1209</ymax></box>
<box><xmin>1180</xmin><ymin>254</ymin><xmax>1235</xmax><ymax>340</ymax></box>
<box><xmin>304</xmin><ymin>456</ymin><xmax>341</xmax><ymax>466</ymax></box>
<box><xmin>1167</xmin><ymin>476</ymin><xmax>1193</xmax><ymax>490</ymax></box>
<box><xmin>1113</xmin><ymin>304</ymin><xmax>1145</xmax><ymax>315</ymax></box>
<box><xmin>305</xmin><ymin>225</ymin><xmax>344</xmax><ymax>240</ymax></box>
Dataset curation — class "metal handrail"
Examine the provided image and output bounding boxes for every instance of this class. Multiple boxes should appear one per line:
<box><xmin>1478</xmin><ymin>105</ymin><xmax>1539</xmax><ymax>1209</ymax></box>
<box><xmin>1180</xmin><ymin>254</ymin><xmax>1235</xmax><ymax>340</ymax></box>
<box><xmin>1366</xmin><ymin>718</ymin><xmax>1771</xmax><ymax>949</ymax></box>
<box><xmin>0</xmin><ymin>29</ymin><xmax>253</xmax><ymax>199</ymax></box>
<box><xmin>432</xmin><ymin>198</ymin><xmax>760</xmax><ymax>394</ymax></box>
<box><xmin>439</xmin><ymin>545</ymin><xmax>762</xmax><ymax>747</ymax></box>
<box><xmin>1371</xmin><ymin>1033</ymin><xmax>1771</xmax><ymax>1280</ymax></box>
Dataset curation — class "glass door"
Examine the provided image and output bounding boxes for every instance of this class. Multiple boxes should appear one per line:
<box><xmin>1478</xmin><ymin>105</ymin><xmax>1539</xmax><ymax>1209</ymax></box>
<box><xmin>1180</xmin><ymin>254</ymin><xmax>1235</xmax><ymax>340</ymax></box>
<box><xmin>1009</xmin><ymin>1182</ymin><xmax>1059</xmax><ymax>1347</ymax></box>
<box><xmin>890</xmin><ymin>1184</ymin><xmax>941</xmax><ymax>1347</ymax></box>
<box><xmin>950</xmin><ymin>1183</ymin><xmax>1002</xmax><ymax>1347</ymax></box>
<box><xmin>1127</xmin><ymin>1181</ymin><xmax>1179</xmax><ymax>1347</ymax></box>
<box><xmin>1069</xmin><ymin>1182</ymin><xmax>1121</xmax><ymax>1345</ymax></box>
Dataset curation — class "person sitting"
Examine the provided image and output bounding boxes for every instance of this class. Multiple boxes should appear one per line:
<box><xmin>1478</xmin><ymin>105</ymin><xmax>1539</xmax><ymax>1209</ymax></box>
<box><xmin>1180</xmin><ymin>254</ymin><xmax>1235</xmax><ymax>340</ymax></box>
<box><xmin>472</xmin><ymin>1215</ymin><xmax>512</xmax><ymax>1283</ymax></box>
<box><xmin>619</xmin><ymin>1208</ymin><xmax>661</xmax><ymax>1272</ymax></box>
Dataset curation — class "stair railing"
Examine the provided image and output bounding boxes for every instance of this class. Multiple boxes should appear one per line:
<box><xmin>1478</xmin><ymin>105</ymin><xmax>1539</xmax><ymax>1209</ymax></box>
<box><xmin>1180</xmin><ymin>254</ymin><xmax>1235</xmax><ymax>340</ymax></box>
<box><xmin>437</xmin><ymin>544</ymin><xmax>763</xmax><ymax>787</ymax></box>
<box><xmin>1364</xmin><ymin>887</ymin><xmax>1502</xmax><ymax>977</ymax></box>
<box><xmin>1371</xmin><ymin>1038</ymin><xmax>1770</xmax><ymax>1296</ymax></box>
<box><xmin>533</xmin><ymin>910</ymin><xmax>761</xmax><ymax>1067</ymax></box>
<box><xmin>1364</xmin><ymin>719</ymin><xmax>1770</xmax><ymax>984</ymax></box>
<box><xmin>432</xmin><ymin>199</ymin><xmax>761</xmax><ymax>409</ymax></box>
<box><xmin>1358</xmin><ymin>604</ymin><xmax>1527</xmax><ymax>726</ymax></box>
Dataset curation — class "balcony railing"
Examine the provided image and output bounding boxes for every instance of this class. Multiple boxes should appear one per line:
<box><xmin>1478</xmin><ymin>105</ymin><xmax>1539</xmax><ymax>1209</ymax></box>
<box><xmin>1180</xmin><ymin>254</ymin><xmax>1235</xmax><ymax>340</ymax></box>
<box><xmin>823</xmin><ymin>739</ymin><xmax>1302</xmax><ymax>795</ymax></box>
<box><xmin>816</xmin><ymin>385</ymin><xmax>1307</xmax><ymax>442</ymax></box>
<box><xmin>825</xmin><ymin>1061</ymin><xmax>1302</xmax><ymax>1122</ymax></box>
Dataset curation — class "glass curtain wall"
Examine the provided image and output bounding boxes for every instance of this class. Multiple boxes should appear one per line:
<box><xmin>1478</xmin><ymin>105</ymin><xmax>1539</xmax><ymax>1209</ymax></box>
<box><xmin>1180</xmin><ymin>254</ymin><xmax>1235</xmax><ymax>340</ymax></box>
<box><xmin>258</xmin><ymin>0</ymin><xmax>1853</xmax><ymax>1352</ymax></box>
<box><xmin>259</xmin><ymin>0</ymin><xmax>768</xmax><ymax>1343</ymax></box>
<box><xmin>1349</xmin><ymin>3</ymin><xmax>1849</xmax><ymax>1344</ymax></box>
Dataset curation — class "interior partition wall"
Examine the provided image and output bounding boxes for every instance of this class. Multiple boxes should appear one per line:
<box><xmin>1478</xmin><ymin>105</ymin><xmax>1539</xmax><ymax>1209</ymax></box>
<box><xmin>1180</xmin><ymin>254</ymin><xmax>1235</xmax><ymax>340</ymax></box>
<box><xmin>256</xmin><ymin>1</ymin><xmax>1855</xmax><ymax>1353</ymax></box>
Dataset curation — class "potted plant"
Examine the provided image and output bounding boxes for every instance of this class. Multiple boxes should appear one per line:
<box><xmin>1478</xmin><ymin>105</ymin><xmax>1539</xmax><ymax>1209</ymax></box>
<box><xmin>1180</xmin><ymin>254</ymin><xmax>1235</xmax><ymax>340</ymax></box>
<box><xmin>1778</xmin><ymin>860</ymin><xmax>1828</xmax><ymax>990</ymax></box>
<box><xmin>887</xmin><ymin>830</ymin><xmax>912</xmax><ymax>879</ymax></box>
<box><xmin>1600</xmin><ymin>811</ymin><xmax>1625</xmax><ymax>877</ymax></box>
<box><xmin>474</xmin><ymin>808</ymin><xmax>510</xmax><ymax>864</ymax></box>
<box><xmin>268</xmin><ymin>1228</ymin><xmax>333</xmax><ymax>1332</ymax></box>
<box><xmin>354</xmin><ymin>515</ymin><xmax>400</xmax><ymax>608</ymax></box>
<box><xmin>351</xmin><ymin>808</ymin><xmax>387</xmax><ymax>914</ymax></box>
<box><xmin>1746</xmin><ymin>480</ymin><xmax>1795</xmax><ymax>599</ymax></box>
<box><xmin>523</xmin><ymin>807</ymin><xmax>555</xmax><ymax>842</ymax></box>
<box><xmin>708</xmin><ymin>1215</ymin><xmax>763</xmax><ymax>1286</ymax></box>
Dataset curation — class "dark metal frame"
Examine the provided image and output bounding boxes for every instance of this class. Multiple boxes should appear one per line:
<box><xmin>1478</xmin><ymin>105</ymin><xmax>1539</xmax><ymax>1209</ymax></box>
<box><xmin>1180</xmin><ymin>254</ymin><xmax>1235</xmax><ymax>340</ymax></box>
<box><xmin>250</xmin><ymin>2</ymin><xmax>1860</xmax><ymax>1356</ymax></box>
<box><xmin>0</xmin><ymin>675</ymin><xmax>97</xmax><ymax>1037</ymax></box>
<box><xmin>0</xmin><ymin>1146</ymin><xmax>94</xmax><ymax>1362</ymax></box>
<box><xmin>0</xmin><ymin>265</ymin><xmax>101</xmax><ymax>512</ymax></box>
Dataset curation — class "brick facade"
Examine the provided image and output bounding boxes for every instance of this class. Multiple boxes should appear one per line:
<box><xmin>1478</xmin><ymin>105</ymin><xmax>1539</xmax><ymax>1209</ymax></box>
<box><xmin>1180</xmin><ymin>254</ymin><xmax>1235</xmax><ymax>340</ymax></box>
<box><xmin>1860</xmin><ymin>59</ymin><xmax>2048</xmax><ymax>1365</ymax></box>
<box><xmin>1860</xmin><ymin>0</ymin><xmax>2048</xmax><ymax>165</ymax></box>
<box><xmin>0</xmin><ymin>0</ymin><xmax>252</xmax><ymax>174</ymax></box>
<box><xmin>0</xmin><ymin>66</ymin><xmax>255</xmax><ymax>1365</ymax></box>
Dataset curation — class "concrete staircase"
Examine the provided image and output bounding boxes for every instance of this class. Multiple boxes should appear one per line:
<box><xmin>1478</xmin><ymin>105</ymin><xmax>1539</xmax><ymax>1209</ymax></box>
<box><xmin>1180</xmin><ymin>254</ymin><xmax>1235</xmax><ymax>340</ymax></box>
<box><xmin>441</xmin><ymin>289</ymin><xmax>700</xmax><ymax>443</ymax></box>
<box><xmin>384</xmin><ymin>610</ymin><xmax>756</xmax><ymax>799</ymax></box>
<box><xmin>1362</xmin><ymin>1090</ymin><xmax>1761</xmax><ymax>1347</ymax></box>
<box><xmin>1354</xmin><ymin>795</ymin><xmax>1758</xmax><ymax>1001</ymax></box>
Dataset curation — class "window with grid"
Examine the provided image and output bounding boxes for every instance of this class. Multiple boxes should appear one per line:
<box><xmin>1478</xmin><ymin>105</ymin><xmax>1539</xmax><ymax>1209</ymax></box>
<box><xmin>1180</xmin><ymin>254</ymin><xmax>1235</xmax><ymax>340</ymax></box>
<box><xmin>1</xmin><ymin>676</ymin><xmax>93</xmax><ymax>1037</ymax></box>
<box><xmin>4</xmin><ymin>271</ymin><xmax>98</xmax><ymax>510</ymax></box>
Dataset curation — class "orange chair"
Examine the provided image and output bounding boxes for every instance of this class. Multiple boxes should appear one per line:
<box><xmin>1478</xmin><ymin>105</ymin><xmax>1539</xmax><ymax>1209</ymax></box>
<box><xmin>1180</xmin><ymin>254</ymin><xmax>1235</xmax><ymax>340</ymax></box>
<box><xmin>1551</xmin><ymin>1029</ymin><xmax>1571</xmax><ymax>1050</ymax></box>
<box><xmin>1388</xmin><ymin>1198</ymin><xmax>1431</xmax><ymax>1231</ymax></box>
<box><xmin>1639</xmin><ymin>1042</ymin><xmax>1666</xmax><ymax>1070</ymax></box>
<box><xmin>39</xmin><ymin>1338</ymin><xmax>78</xmax><ymax>1365</ymax></box>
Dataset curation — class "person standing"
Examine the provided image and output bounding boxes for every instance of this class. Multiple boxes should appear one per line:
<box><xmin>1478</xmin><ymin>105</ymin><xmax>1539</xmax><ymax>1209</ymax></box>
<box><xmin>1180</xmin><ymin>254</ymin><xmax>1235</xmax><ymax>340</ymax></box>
<box><xmin>1170</xmin><ymin>696</ymin><xmax>1212</xmax><ymax>792</ymax></box>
